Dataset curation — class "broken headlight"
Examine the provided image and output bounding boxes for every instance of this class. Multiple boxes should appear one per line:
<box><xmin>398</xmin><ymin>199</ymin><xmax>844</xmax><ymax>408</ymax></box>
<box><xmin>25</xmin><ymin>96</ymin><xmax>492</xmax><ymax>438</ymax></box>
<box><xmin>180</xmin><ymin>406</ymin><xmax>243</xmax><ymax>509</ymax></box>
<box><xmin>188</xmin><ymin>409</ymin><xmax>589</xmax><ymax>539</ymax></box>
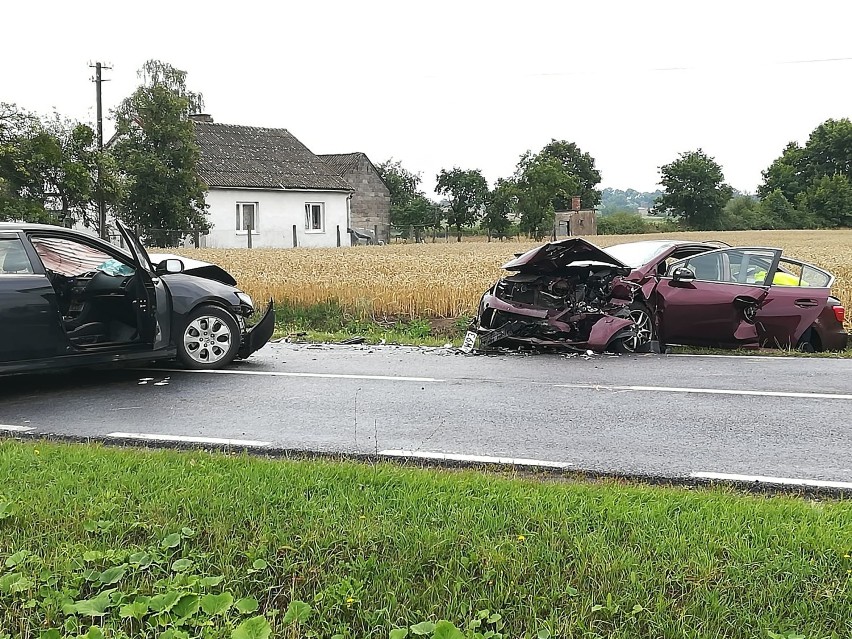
<box><xmin>236</xmin><ymin>292</ymin><xmax>254</xmax><ymax>312</ymax></box>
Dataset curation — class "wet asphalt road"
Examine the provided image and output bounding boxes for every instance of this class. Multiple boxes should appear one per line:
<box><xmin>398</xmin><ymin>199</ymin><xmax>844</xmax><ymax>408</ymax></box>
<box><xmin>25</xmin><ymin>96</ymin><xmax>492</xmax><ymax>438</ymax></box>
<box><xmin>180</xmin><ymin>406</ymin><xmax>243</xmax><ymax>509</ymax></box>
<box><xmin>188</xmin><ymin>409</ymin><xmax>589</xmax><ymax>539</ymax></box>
<box><xmin>1</xmin><ymin>343</ymin><xmax>852</xmax><ymax>485</ymax></box>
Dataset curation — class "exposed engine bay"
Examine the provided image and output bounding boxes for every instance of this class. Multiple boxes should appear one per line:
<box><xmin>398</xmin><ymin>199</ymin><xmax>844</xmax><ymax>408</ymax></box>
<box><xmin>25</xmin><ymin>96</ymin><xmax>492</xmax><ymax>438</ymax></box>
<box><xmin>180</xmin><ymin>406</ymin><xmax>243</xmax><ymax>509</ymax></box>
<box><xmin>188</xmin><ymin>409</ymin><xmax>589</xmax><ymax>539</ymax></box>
<box><xmin>469</xmin><ymin>238</ymin><xmax>641</xmax><ymax>353</ymax></box>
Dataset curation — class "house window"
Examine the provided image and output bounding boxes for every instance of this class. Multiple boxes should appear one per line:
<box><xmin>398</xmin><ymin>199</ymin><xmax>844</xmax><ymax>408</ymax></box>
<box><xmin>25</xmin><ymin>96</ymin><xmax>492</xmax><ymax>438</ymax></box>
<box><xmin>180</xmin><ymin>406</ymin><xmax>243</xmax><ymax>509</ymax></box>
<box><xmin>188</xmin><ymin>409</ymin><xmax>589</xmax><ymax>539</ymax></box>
<box><xmin>305</xmin><ymin>202</ymin><xmax>325</xmax><ymax>232</ymax></box>
<box><xmin>236</xmin><ymin>202</ymin><xmax>259</xmax><ymax>233</ymax></box>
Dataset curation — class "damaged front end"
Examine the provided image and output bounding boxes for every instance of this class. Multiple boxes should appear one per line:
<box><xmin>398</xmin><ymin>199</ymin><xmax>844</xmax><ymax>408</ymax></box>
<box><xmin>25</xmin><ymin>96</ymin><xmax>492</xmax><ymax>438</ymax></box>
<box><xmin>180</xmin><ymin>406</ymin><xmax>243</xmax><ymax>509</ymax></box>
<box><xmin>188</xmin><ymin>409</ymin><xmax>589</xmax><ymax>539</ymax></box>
<box><xmin>466</xmin><ymin>238</ymin><xmax>642</xmax><ymax>353</ymax></box>
<box><xmin>238</xmin><ymin>300</ymin><xmax>276</xmax><ymax>359</ymax></box>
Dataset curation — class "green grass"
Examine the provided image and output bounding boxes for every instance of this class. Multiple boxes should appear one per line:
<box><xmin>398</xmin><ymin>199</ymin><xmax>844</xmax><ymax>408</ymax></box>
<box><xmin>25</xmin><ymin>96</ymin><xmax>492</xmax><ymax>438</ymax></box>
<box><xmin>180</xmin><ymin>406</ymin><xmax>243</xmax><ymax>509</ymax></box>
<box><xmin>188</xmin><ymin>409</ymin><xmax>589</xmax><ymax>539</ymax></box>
<box><xmin>0</xmin><ymin>441</ymin><xmax>850</xmax><ymax>638</ymax></box>
<box><xmin>273</xmin><ymin>301</ymin><xmax>470</xmax><ymax>346</ymax></box>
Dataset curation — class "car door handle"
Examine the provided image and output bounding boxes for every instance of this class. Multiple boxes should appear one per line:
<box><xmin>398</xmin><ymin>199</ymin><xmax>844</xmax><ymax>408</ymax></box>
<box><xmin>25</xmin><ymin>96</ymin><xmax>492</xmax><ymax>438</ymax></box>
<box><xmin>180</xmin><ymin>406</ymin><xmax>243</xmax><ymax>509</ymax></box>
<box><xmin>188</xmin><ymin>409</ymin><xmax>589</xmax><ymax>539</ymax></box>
<box><xmin>795</xmin><ymin>299</ymin><xmax>818</xmax><ymax>308</ymax></box>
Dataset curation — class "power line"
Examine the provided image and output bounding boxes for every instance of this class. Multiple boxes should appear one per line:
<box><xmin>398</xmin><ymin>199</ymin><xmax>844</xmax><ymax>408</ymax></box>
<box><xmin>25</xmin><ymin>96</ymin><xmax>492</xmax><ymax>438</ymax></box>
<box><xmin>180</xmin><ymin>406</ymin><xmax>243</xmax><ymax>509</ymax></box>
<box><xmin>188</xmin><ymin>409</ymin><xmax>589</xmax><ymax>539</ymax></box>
<box><xmin>423</xmin><ymin>55</ymin><xmax>852</xmax><ymax>80</ymax></box>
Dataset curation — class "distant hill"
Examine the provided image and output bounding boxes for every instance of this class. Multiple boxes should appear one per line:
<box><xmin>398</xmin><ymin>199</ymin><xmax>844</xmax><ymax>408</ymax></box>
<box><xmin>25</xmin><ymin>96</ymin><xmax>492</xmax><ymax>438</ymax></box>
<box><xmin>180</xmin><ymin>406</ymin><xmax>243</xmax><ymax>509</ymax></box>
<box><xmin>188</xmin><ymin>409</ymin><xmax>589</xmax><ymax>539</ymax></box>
<box><xmin>600</xmin><ymin>188</ymin><xmax>663</xmax><ymax>215</ymax></box>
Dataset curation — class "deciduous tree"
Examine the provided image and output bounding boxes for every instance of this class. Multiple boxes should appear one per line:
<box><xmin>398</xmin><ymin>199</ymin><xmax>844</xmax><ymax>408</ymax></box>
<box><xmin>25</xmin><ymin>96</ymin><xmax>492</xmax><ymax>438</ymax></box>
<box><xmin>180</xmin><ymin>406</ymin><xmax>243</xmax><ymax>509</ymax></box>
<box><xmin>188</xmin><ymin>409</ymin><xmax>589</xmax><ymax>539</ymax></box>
<box><xmin>110</xmin><ymin>60</ymin><xmax>209</xmax><ymax>246</ymax></box>
<box><xmin>0</xmin><ymin>104</ymin><xmax>116</xmax><ymax>227</ymax></box>
<box><xmin>514</xmin><ymin>153</ymin><xmax>578</xmax><ymax>239</ymax></box>
<box><xmin>482</xmin><ymin>178</ymin><xmax>516</xmax><ymax>241</ymax></box>
<box><xmin>538</xmin><ymin>139</ymin><xmax>602</xmax><ymax>209</ymax></box>
<box><xmin>799</xmin><ymin>174</ymin><xmax>852</xmax><ymax>227</ymax></box>
<box><xmin>435</xmin><ymin>167</ymin><xmax>488</xmax><ymax>241</ymax></box>
<box><xmin>759</xmin><ymin>118</ymin><xmax>852</xmax><ymax>227</ymax></box>
<box><xmin>376</xmin><ymin>159</ymin><xmax>443</xmax><ymax>241</ymax></box>
<box><xmin>655</xmin><ymin>149</ymin><xmax>732</xmax><ymax>230</ymax></box>
<box><xmin>376</xmin><ymin>158</ymin><xmax>420</xmax><ymax>211</ymax></box>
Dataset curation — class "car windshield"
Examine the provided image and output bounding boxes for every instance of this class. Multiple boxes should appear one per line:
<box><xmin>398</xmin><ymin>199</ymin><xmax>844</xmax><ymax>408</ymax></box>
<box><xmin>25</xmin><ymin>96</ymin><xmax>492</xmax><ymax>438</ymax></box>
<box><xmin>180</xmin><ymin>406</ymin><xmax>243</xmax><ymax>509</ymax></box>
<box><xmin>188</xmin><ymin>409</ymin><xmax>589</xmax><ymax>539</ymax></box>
<box><xmin>603</xmin><ymin>241</ymin><xmax>676</xmax><ymax>268</ymax></box>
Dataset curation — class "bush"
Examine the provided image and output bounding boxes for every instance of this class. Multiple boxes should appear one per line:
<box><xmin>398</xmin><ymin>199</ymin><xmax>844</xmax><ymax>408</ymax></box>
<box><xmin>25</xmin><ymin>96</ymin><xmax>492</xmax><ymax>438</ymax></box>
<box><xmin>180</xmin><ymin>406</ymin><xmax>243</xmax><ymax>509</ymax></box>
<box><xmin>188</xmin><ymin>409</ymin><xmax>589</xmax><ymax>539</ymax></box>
<box><xmin>598</xmin><ymin>212</ymin><xmax>652</xmax><ymax>235</ymax></box>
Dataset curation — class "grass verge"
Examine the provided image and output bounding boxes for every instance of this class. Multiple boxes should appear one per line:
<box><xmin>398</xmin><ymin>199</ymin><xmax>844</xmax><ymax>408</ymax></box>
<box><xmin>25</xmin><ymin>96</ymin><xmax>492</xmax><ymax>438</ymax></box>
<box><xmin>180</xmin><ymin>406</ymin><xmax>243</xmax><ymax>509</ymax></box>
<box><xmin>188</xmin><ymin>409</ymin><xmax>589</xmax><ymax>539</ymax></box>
<box><xmin>1</xmin><ymin>440</ymin><xmax>850</xmax><ymax>638</ymax></box>
<box><xmin>271</xmin><ymin>301</ymin><xmax>852</xmax><ymax>358</ymax></box>
<box><xmin>273</xmin><ymin>300</ymin><xmax>469</xmax><ymax>346</ymax></box>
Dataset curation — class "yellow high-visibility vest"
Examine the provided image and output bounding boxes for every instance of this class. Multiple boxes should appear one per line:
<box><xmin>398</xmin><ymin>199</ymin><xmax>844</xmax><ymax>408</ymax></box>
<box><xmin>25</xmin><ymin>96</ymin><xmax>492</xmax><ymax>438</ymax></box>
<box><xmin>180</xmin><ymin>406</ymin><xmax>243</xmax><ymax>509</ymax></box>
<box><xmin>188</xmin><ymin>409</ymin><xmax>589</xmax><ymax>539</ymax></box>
<box><xmin>754</xmin><ymin>270</ymin><xmax>804</xmax><ymax>286</ymax></box>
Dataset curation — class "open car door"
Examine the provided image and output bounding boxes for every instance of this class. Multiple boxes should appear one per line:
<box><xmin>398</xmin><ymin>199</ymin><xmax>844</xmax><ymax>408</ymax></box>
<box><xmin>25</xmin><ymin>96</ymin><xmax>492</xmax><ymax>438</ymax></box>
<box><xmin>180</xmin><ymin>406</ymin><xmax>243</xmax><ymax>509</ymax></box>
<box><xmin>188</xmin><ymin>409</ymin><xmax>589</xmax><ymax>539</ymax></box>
<box><xmin>654</xmin><ymin>248</ymin><xmax>780</xmax><ymax>348</ymax></box>
<box><xmin>755</xmin><ymin>256</ymin><xmax>833</xmax><ymax>348</ymax></box>
<box><xmin>116</xmin><ymin>221</ymin><xmax>170</xmax><ymax>350</ymax></box>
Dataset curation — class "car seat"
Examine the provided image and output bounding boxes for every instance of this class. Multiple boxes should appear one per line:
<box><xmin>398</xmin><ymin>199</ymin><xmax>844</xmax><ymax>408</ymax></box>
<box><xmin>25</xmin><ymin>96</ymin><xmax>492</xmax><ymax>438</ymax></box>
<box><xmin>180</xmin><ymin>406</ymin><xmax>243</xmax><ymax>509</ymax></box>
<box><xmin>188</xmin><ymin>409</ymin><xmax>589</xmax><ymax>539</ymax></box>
<box><xmin>1</xmin><ymin>248</ymin><xmax>31</xmax><ymax>274</ymax></box>
<box><xmin>66</xmin><ymin>322</ymin><xmax>109</xmax><ymax>345</ymax></box>
<box><xmin>690</xmin><ymin>254</ymin><xmax>719</xmax><ymax>281</ymax></box>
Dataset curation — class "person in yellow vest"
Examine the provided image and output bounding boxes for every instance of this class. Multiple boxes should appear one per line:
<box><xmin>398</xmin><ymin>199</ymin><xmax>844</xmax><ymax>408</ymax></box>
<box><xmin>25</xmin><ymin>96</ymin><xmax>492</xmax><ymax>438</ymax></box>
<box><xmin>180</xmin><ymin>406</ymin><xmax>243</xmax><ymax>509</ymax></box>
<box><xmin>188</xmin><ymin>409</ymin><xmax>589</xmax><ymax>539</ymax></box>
<box><xmin>752</xmin><ymin>268</ymin><xmax>804</xmax><ymax>286</ymax></box>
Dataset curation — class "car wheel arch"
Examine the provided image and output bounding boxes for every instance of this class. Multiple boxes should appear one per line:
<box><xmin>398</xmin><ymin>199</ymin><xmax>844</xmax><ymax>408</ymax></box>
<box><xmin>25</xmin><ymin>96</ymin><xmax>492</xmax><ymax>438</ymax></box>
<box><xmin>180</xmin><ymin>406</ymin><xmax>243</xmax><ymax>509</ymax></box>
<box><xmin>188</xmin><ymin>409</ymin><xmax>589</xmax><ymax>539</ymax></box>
<box><xmin>797</xmin><ymin>326</ymin><xmax>823</xmax><ymax>352</ymax></box>
<box><xmin>172</xmin><ymin>296</ymin><xmax>238</xmax><ymax>325</ymax></box>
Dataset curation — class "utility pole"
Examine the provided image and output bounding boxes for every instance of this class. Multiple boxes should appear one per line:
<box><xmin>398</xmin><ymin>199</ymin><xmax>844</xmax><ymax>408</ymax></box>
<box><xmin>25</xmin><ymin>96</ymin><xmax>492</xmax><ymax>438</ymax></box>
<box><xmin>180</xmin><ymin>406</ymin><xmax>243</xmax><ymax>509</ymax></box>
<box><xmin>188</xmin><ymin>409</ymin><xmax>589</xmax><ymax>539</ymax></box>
<box><xmin>90</xmin><ymin>61</ymin><xmax>112</xmax><ymax>239</ymax></box>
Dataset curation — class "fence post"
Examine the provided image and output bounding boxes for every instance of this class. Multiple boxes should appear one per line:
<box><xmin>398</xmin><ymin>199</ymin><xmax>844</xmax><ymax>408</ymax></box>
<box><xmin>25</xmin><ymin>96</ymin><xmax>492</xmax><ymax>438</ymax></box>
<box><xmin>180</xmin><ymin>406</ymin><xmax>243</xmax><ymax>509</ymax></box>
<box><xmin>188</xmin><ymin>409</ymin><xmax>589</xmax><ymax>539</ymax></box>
<box><xmin>374</xmin><ymin>224</ymin><xmax>378</xmax><ymax>245</ymax></box>
<box><xmin>292</xmin><ymin>224</ymin><xmax>297</xmax><ymax>247</ymax></box>
<box><xmin>336</xmin><ymin>225</ymin><xmax>341</xmax><ymax>247</ymax></box>
<box><xmin>246</xmin><ymin>223</ymin><xmax>252</xmax><ymax>249</ymax></box>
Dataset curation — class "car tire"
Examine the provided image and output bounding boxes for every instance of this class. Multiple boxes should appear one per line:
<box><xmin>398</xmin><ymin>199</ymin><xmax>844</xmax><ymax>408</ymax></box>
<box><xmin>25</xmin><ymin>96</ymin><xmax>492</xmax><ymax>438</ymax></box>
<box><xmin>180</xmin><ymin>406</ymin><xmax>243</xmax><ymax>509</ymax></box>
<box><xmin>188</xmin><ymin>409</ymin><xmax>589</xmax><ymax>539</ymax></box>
<box><xmin>796</xmin><ymin>328</ymin><xmax>820</xmax><ymax>353</ymax></box>
<box><xmin>176</xmin><ymin>305</ymin><xmax>241</xmax><ymax>370</ymax></box>
<box><xmin>620</xmin><ymin>301</ymin><xmax>655</xmax><ymax>353</ymax></box>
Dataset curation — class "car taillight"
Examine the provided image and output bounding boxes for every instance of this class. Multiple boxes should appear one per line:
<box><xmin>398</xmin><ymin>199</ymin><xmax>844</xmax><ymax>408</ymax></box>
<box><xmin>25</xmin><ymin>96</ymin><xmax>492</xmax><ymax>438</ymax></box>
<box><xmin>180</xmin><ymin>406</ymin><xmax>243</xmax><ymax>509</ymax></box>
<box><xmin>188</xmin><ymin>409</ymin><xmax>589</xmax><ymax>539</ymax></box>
<box><xmin>833</xmin><ymin>305</ymin><xmax>845</xmax><ymax>323</ymax></box>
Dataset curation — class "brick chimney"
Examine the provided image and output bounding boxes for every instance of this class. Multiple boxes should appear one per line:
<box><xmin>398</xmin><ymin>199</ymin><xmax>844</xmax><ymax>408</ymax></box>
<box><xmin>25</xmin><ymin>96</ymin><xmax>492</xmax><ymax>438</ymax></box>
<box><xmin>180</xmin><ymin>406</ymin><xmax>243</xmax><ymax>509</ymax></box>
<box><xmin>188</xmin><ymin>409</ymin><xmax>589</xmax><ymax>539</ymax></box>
<box><xmin>571</xmin><ymin>196</ymin><xmax>581</xmax><ymax>211</ymax></box>
<box><xmin>189</xmin><ymin>113</ymin><xmax>214</xmax><ymax>123</ymax></box>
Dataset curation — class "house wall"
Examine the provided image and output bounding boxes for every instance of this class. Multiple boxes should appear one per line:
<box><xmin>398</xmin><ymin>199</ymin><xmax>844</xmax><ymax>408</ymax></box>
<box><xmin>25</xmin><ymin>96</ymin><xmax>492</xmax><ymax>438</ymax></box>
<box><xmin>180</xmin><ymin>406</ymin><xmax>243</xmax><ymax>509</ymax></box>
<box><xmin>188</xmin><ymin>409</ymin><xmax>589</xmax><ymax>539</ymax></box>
<box><xmin>339</xmin><ymin>156</ymin><xmax>390</xmax><ymax>242</ymax></box>
<box><xmin>202</xmin><ymin>188</ymin><xmax>352</xmax><ymax>248</ymax></box>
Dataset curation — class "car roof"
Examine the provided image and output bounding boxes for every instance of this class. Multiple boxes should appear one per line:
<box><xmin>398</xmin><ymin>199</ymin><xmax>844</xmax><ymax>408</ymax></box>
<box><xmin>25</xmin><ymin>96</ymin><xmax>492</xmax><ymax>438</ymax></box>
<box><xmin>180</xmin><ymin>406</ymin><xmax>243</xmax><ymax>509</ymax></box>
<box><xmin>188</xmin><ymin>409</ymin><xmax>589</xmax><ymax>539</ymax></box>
<box><xmin>606</xmin><ymin>239</ymin><xmax>722</xmax><ymax>249</ymax></box>
<box><xmin>0</xmin><ymin>222</ymin><xmax>74</xmax><ymax>232</ymax></box>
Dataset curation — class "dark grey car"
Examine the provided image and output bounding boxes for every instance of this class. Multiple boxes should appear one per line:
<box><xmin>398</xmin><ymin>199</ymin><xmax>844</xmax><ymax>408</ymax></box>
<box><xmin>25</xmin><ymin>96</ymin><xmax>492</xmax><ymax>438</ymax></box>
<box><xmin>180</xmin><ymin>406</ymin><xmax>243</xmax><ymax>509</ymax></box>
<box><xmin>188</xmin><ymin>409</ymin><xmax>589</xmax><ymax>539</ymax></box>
<box><xmin>0</xmin><ymin>221</ymin><xmax>274</xmax><ymax>375</ymax></box>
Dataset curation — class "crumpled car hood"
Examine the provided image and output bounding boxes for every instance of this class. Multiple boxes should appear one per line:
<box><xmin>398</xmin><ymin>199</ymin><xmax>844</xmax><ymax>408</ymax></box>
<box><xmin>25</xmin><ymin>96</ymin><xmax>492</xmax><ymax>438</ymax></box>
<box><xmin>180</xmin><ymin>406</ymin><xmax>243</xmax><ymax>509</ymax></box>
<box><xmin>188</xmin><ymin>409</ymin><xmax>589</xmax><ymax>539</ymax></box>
<box><xmin>149</xmin><ymin>253</ymin><xmax>237</xmax><ymax>286</ymax></box>
<box><xmin>502</xmin><ymin>238</ymin><xmax>629</xmax><ymax>273</ymax></box>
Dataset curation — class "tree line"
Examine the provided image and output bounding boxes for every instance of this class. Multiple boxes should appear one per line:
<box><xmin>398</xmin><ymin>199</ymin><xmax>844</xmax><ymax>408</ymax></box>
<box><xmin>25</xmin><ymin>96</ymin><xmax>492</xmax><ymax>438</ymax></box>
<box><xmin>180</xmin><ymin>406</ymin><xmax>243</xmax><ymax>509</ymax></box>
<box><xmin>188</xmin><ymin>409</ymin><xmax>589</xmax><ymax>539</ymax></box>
<box><xmin>1</xmin><ymin>60</ymin><xmax>208</xmax><ymax>246</ymax></box>
<box><xmin>652</xmin><ymin>126</ymin><xmax>852</xmax><ymax>232</ymax></box>
<box><xmin>381</xmin><ymin>117</ymin><xmax>852</xmax><ymax>240</ymax></box>
<box><xmin>3</xmin><ymin>58</ymin><xmax>851</xmax><ymax>244</ymax></box>
<box><xmin>378</xmin><ymin>140</ymin><xmax>601</xmax><ymax>242</ymax></box>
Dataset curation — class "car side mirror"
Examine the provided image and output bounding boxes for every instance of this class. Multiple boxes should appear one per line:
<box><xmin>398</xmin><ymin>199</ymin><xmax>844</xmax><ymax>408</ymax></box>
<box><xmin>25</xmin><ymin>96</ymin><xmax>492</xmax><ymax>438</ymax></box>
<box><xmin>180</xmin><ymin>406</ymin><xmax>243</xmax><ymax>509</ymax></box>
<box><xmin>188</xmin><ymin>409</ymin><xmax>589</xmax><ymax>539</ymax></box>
<box><xmin>156</xmin><ymin>258</ymin><xmax>184</xmax><ymax>275</ymax></box>
<box><xmin>671</xmin><ymin>267</ymin><xmax>696</xmax><ymax>283</ymax></box>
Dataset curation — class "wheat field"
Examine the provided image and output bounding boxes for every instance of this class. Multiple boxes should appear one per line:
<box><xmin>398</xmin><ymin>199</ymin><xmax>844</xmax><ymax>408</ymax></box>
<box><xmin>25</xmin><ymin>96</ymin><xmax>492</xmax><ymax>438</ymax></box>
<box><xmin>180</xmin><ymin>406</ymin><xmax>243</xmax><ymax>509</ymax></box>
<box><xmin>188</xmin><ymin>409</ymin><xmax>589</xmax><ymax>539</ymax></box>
<box><xmin>169</xmin><ymin>230</ymin><xmax>852</xmax><ymax>320</ymax></box>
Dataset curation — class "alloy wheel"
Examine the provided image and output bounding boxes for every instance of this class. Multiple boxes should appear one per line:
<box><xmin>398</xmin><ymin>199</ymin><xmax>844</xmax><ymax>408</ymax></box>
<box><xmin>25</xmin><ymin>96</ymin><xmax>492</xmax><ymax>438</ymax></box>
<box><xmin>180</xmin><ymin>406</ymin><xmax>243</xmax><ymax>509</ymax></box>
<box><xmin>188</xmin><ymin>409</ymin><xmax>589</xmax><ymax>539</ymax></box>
<box><xmin>183</xmin><ymin>315</ymin><xmax>233</xmax><ymax>365</ymax></box>
<box><xmin>623</xmin><ymin>307</ymin><xmax>654</xmax><ymax>352</ymax></box>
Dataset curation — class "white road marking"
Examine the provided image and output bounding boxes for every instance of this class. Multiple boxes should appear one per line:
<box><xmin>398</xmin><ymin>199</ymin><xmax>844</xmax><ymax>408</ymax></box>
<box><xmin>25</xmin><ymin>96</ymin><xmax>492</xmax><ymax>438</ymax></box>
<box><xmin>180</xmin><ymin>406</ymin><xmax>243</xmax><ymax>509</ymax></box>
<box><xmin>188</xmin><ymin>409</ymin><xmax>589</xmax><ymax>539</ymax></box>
<box><xmin>691</xmin><ymin>471</ymin><xmax>852</xmax><ymax>490</ymax></box>
<box><xmin>555</xmin><ymin>383</ymin><xmax>852</xmax><ymax>401</ymax></box>
<box><xmin>107</xmin><ymin>432</ymin><xmax>270</xmax><ymax>447</ymax></box>
<box><xmin>380</xmin><ymin>449</ymin><xmax>573</xmax><ymax>468</ymax></box>
<box><xmin>0</xmin><ymin>424</ymin><xmax>34</xmax><ymax>432</ymax></box>
<box><xmin>144</xmin><ymin>368</ymin><xmax>443</xmax><ymax>383</ymax></box>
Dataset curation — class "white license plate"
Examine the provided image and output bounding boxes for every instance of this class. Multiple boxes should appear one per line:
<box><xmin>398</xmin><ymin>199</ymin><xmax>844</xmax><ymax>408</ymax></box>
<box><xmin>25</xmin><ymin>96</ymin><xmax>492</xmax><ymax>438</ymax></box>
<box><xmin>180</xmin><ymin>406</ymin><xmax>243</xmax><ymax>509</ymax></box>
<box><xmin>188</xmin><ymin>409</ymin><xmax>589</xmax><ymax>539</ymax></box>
<box><xmin>460</xmin><ymin>330</ymin><xmax>478</xmax><ymax>353</ymax></box>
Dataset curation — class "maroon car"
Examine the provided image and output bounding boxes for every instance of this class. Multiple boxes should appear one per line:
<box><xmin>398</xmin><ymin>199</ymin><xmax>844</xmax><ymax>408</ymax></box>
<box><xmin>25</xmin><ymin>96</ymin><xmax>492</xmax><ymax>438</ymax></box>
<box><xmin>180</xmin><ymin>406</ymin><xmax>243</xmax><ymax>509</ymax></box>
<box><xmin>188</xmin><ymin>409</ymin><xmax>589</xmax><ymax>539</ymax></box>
<box><xmin>467</xmin><ymin>238</ymin><xmax>848</xmax><ymax>353</ymax></box>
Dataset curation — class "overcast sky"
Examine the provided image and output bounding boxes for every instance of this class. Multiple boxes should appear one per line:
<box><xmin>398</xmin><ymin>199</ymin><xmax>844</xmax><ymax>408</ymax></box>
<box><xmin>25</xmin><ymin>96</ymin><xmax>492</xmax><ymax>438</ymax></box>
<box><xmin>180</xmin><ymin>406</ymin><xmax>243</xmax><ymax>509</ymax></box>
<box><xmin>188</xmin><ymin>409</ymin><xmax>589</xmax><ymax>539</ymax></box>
<box><xmin>4</xmin><ymin>0</ymin><xmax>851</xmax><ymax>197</ymax></box>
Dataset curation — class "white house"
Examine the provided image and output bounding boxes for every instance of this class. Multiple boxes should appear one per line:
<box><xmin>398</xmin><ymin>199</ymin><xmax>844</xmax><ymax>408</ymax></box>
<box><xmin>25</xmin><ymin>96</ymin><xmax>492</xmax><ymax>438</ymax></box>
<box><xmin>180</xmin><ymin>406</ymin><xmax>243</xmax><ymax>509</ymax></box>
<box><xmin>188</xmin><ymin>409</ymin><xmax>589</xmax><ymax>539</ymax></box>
<box><xmin>191</xmin><ymin>116</ymin><xmax>353</xmax><ymax>248</ymax></box>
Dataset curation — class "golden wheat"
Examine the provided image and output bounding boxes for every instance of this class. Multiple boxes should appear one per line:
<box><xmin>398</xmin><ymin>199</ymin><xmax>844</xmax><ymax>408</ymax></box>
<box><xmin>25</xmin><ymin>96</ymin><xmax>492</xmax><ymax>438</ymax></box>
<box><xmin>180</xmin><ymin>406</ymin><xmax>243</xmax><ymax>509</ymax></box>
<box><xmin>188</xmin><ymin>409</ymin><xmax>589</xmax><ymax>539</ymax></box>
<box><xmin>167</xmin><ymin>230</ymin><xmax>852</xmax><ymax>320</ymax></box>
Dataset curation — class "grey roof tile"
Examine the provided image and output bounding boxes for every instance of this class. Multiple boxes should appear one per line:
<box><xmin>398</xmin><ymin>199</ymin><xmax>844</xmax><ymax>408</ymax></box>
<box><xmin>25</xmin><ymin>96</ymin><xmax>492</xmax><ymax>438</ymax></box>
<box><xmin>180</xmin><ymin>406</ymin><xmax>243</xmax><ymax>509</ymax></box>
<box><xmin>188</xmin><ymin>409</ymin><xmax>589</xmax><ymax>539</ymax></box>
<box><xmin>318</xmin><ymin>152</ymin><xmax>364</xmax><ymax>175</ymax></box>
<box><xmin>194</xmin><ymin>122</ymin><xmax>353</xmax><ymax>191</ymax></box>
